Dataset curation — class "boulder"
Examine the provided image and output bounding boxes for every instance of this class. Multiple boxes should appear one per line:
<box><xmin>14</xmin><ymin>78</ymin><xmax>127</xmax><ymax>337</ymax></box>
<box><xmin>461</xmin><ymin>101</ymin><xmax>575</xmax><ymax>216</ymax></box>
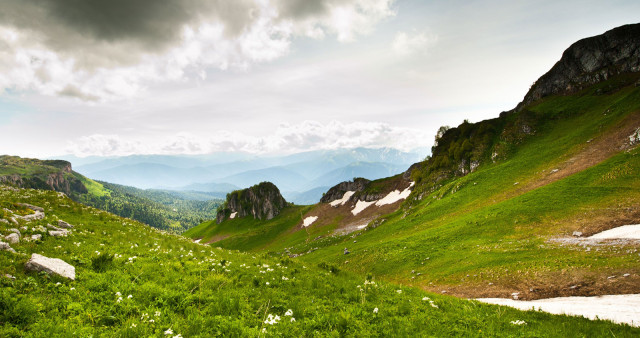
<box><xmin>25</xmin><ymin>253</ymin><xmax>75</xmax><ymax>280</ymax></box>
<box><xmin>49</xmin><ymin>230</ymin><xmax>69</xmax><ymax>237</ymax></box>
<box><xmin>8</xmin><ymin>228</ymin><xmax>21</xmax><ymax>236</ymax></box>
<box><xmin>5</xmin><ymin>233</ymin><xmax>20</xmax><ymax>244</ymax></box>
<box><xmin>31</xmin><ymin>234</ymin><xmax>42</xmax><ymax>241</ymax></box>
<box><xmin>16</xmin><ymin>203</ymin><xmax>44</xmax><ymax>212</ymax></box>
<box><xmin>57</xmin><ymin>220</ymin><xmax>74</xmax><ymax>229</ymax></box>
<box><xmin>0</xmin><ymin>241</ymin><xmax>16</xmax><ymax>253</ymax></box>
<box><xmin>216</xmin><ymin>182</ymin><xmax>287</xmax><ymax>223</ymax></box>
<box><xmin>19</xmin><ymin>211</ymin><xmax>45</xmax><ymax>221</ymax></box>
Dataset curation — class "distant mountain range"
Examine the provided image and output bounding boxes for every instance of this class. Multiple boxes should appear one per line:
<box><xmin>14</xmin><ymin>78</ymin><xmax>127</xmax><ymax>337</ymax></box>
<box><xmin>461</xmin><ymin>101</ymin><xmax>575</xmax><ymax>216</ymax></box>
<box><xmin>66</xmin><ymin>148</ymin><xmax>426</xmax><ymax>204</ymax></box>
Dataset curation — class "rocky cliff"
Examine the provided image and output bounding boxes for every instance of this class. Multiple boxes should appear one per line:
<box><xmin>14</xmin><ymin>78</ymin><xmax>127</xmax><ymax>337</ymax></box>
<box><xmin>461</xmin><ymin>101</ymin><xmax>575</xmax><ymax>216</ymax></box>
<box><xmin>516</xmin><ymin>23</ymin><xmax>640</xmax><ymax>111</ymax></box>
<box><xmin>216</xmin><ymin>182</ymin><xmax>287</xmax><ymax>223</ymax></box>
<box><xmin>319</xmin><ymin>177</ymin><xmax>370</xmax><ymax>203</ymax></box>
<box><xmin>0</xmin><ymin>156</ymin><xmax>87</xmax><ymax>196</ymax></box>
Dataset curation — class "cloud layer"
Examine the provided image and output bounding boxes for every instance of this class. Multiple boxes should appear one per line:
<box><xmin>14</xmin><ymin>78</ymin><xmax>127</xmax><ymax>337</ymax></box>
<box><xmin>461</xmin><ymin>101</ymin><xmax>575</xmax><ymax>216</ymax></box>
<box><xmin>0</xmin><ymin>0</ymin><xmax>395</xmax><ymax>101</ymax></box>
<box><xmin>65</xmin><ymin>120</ymin><xmax>430</xmax><ymax>157</ymax></box>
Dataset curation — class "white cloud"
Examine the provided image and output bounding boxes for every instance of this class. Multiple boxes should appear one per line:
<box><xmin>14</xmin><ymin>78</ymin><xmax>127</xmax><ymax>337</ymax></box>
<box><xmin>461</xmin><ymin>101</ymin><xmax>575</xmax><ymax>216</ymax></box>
<box><xmin>392</xmin><ymin>30</ymin><xmax>438</xmax><ymax>57</ymax></box>
<box><xmin>0</xmin><ymin>0</ymin><xmax>396</xmax><ymax>101</ymax></box>
<box><xmin>65</xmin><ymin>120</ymin><xmax>430</xmax><ymax>157</ymax></box>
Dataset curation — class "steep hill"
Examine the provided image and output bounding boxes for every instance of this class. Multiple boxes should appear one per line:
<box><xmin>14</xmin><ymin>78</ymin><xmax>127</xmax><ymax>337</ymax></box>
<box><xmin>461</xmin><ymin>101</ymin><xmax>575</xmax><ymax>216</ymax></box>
<box><xmin>185</xmin><ymin>24</ymin><xmax>640</xmax><ymax>302</ymax></box>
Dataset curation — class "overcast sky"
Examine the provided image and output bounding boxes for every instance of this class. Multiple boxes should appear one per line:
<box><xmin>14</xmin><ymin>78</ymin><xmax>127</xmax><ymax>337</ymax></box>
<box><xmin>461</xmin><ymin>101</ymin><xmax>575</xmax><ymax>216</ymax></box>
<box><xmin>1</xmin><ymin>0</ymin><xmax>639</xmax><ymax>158</ymax></box>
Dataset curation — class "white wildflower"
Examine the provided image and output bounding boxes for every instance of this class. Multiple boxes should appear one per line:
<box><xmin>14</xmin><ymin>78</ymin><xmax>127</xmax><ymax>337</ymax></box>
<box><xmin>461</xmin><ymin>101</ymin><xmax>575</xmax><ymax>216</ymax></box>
<box><xmin>373</xmin><ymin>307</ymin><xmax>379</xmax><ymax>314</ymax></box>
<box><xmin>127</xmin><ymin>294</ymin><xmax>133</xmax><ymax>299</ymax></box>
<box><xmin>511</xmin><ymin>320</ymin><xmax>526</xmax><ymax>325</ymax></box>
<box><xmin>155</xmin><ymin>311</ymin><xmax>161</xmax><ymax>317</ymax></box>
<box><xmin>164</xmin><ymin>328</ymin><xmax>174</xmax><ymax>335</ymax></box>
<box><xmin>396</xmin><ymin>290</ymin><xmax>402</xmax><ymax>294</ymax></box>
<box><xmin>290</xmin><ymin>317</ymin><xmax>296</xmax><ymax>322</ymax></box>
<box><xmin>285</xmin><ymin>309</ymin><xmax>293</xmax><ymax>316</ymax></box>
<box><xmin>264</xmin><ymin>314</ymin><xmax>280</xmax><ymax>325</ymax></box>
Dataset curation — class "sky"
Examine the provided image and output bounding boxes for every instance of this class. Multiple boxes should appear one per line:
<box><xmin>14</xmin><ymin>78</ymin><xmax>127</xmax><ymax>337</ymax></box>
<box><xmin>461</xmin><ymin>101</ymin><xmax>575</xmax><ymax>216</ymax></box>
<box><xmin>0</xmin><ymin>0</ymin><xmax>639</xmax><ymax>158</ymax></box>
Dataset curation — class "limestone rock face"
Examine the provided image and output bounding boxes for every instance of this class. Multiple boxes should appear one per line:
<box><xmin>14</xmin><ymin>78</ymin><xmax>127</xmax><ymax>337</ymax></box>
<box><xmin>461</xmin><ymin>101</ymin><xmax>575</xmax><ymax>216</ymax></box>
<box><xmin>25</xmin><ymin>253</ymin><xmax>75</xmax><ymax>280</ymax></box>
<box><xmin>58</xmin><ymin>220</ymin><xmax>74</xmax><ymax>229</ymax></box>
<box><xmin>320</xmin><ymin>178</ymin><xmax>371</xmax><ymax>204</ymax></box>
<box><xmin>216</xmin><ymin>182</ymin><xmax>287</xmax><ymax>223</ymax></box>
<box><xmin>517</xmin><ymin>23</ymin><xmax>640</xmax><ymax>111</ymax></box>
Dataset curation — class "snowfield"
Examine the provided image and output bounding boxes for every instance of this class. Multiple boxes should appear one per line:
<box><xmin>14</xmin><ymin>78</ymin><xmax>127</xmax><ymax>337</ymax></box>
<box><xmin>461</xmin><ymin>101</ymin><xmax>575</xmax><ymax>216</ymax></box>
<box><xmin>477</xmin><ymin>294</ymin><xmax>640</xmax><ymax>327</ymax></box>
<box><xmin>589</xmin><ymin>224</ymin><xmax>640</xmax><ymax>240</ymax></box>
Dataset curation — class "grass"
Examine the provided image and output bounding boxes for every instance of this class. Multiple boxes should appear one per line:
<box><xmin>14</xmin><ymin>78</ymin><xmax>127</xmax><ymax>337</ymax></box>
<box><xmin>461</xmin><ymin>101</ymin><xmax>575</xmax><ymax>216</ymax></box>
<box><xmin>184</xmin><ymin>77</ymin><xmax>640</xmax><ymax>300</ymax></box>
<box><xmin>1</xmin><ymin>187</ymin><xmax>639</xmax><ymax>336</ymax></box>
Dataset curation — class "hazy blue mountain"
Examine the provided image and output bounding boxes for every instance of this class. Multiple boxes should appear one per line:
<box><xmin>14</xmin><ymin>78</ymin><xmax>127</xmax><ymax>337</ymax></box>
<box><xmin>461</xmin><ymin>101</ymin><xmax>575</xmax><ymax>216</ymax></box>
<box><xmin>282</xmin><ymin>186</ymin><xmax>330</xmax><ymax>205</ymax></box>
<box><xmin>86</xmin><ymin>163</ymin><xmax>214</xmax><ymax>189</ymax></box>
<box><xmin>304</xmin><ymin>162</ymin><xmax>408</xmax><ymax>190</ymax></box>
<box><xmin>211</xmin><ymin>166</ymin><xmax>309</xmax><ymax>192</ymax></box>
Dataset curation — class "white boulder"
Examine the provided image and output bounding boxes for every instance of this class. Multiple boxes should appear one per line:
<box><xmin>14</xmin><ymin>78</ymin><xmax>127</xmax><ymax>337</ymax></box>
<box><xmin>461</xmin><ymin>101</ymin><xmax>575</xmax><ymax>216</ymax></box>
<box><xmin>25</xmin><ymin>253</ymin><xmax>75</xmax><ymax>280</ymax></box>
<box><xmin>5</xmin><ymin>233</ymin><xmax>20</xmax><ymax>244</ymax></box>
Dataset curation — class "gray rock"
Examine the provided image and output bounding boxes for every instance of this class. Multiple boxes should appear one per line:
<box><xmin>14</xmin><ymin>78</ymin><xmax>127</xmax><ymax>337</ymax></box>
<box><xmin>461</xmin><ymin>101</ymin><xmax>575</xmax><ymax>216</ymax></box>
<box><xmin>8</xmin><ymin>228</ymin><xmax>21</xmax><ymax>236</ymax></box>
<box><xmin>20</xmin><ymin>226</ymin><xmax>27</xmax><ymax>231</ymax></box>
<box><xmin>47</xmin><ymin>224</ymin><xmax>63</xmax><ymax>231</ymax></box>
<box><xmin>630</xmin><ymin>127</ymin><xmax>640</xmax><ymax>146</ymax></box>
<box><xmin>16</xmin><ymin>203</ymin><xmax>44</xmax><ymax>212</ymax></box>
<box><xmin>34</xmin><ymin>225</ymin><xmax>47</xmax><ymax>233</ymax></box>
<box><xmin>0</xmin><ymin>219</ymin><xmax>8</xmax><ymax>224</ymax></box>
<box><xmin>0</xmin><ymin>241</ymin><xmax>16</xmax><ymax>253</ymax></box>
<box><xmin>25</xmin><ymin>253</ymin><xmax>75</xmax><ymax>280</ymax></box>
<box><xmin>48</xmin><ymin>230</ymin><xmax>69</xmax><ymax>237</ymax></box>
<box><xmin>344</xmin><ymin>248</ymin><xmax>350</xmax><ymax>255</ymax></box>
<box><xmin>3</xmin><ymin>274</ymin><xmax>16</xmax><ymax>280</ymax></box>
<box><xmin>18</xmin><ymin>211</ymin><xmax>45</xmax><ymax>221</ymax></box>
<box><xmin>572</xmin><ymin>231</ymin><xmax>583</xmax><ymax>237</ymax></box>
<box><xmin>216</xmin><ymin>182</ymin><xmax>287</xmax><ymax>223</ymax></box>
<box><xmin>5</xmin><ymin>233</ymin><xmax>20</xmax><ymax>244</ymax></box>
<box><xmin>31</xmin><ymin>234</ymin><xmax>42</xmax><ymax>241</ymax></box>
<box><xmin>320</xmin><ymin>178</ymin><xmax>371</xmax><ymax>204</ymax></box>
<box><xmin>57</xmin><ymin>220</ymin><xmax>74</xmax><ymax>229</ymax></box>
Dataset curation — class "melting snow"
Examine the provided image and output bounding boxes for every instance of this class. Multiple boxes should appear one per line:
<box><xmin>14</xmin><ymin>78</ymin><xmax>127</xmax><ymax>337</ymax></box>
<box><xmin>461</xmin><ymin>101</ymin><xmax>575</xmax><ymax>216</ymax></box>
<box><xmin>351</xmin><ymin>200</ymin><xmax>375</xmax><ymax>215</ymax></box>
<box><xmin>477</xmin><ymin>294</ymin><xmax>640</xmax><ymax>327</ymax></box>
<box><xmin>229</xmin><ymin>212</ymin><xmax>237</xmax><ymax>219</ymax></box>
<box><xmin>375</xmin><ymin>182</ymin><xmax>415</xmax><ymax>207</ymax></box>
<box><xmin>330</xmin><ymin>191</ymin><xmax>355</xmax><ymax>207</ymax></box>
<box><xmin>589</xmin><ymin>224</ymin><xmax>640</xmax><ymax>240</ymax></box>
<box><xmin>303</xmin><ymin>216</ymin><xmax>318</xmax><ymax>227</ymax></box>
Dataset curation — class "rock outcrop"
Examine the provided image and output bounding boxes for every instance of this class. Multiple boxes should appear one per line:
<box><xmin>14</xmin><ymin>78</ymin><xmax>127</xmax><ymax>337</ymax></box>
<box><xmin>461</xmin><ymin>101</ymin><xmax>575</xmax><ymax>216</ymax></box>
<box><xmin>25</xmin><ymin>253</ymin><xmax>75</xmax><ymax>280</ymax></box>
<box><xmin>0</xmin><ymin>241</ymin><xmax>16</xmax><ymax>253</ymax></box>
<box><xmin>0</xmin><ymin>156</ymin><xmax>87</xmax><ymax>196</ymax></box>
<box><xmin>216</xmin><ymin>182</ymin><xmax>287</xmax><ymax>223</ymax></box>
<box><xmin>516</xmin><ymin>23</ymin><xmax>640</xmax><ymax>111</ymax></box>
<box><xmin>320</xmin><ymin>178</ymin><xmax>371</xmax><ymax>203</ymax></box>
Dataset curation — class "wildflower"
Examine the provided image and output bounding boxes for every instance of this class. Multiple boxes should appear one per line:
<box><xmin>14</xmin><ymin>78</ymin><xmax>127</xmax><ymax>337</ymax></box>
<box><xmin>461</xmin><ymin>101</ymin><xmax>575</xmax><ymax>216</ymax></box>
<box><xmin>422</xmin><ymin>297</ymin><xmax>430</xmax><ymax>301</ymax></box>
<box><xmin>173</xmin><ymin>335</ymin><xmax>182</xmax><ymax>338</ymax></box>
<box><xmin>285</xmin><ymin>309</ymin><xmax>293</xmax><ymax>316</ymax></box>
<box><xmin>396</xmin><ymin>290</ymin><xmax>402</xmax><ymax>294</ymax></box>
<box><xmin>149</xmin><ymin>319</ymin><xmax>155</xmax><ymax>323</ymax></box>
<box><xmin>373</xmin><ymin>307</ymin><xmax>378</xmax><ymax>314</ymax></box>
<box><xmin>70</xmin><ymin>287</ymin><xmax>75</xmax><ymax>291</ymax></box>
<box><xmin>290</xmin><ymin>317</ymin><xmax>296</xmax><ymax>322</ymax></box>
<box><xmin>127</xmin><ymin>294</ymin><xmax>133</xmax><ymax>299</ymax></box>
<box><xmin>264</xmin><ymin>314</ymin><xmax>281</xmax><ymax>325</ymax></box>
<box><xmin>95</xmin><ymin>251</ymin><xmax>100</xmax><ymax>255</ymax></box>
<box><xmin>155</xmin><ymin>311</ymin><xmax>161</xmax><ymax>317</ymax></box>
<box><xmin>164</xmin><ymin>328</ymin><xmax>174</xmax><ymax>335</ymax></box>
<box><xmin>131</xmin><ymin>323</ymin><xmax>136</xmax><ymax>328</ymax></box>
<box><xmin>117</xmin><ymin>297</ymin><xmax>123</xmax><ymax>303</ymax></box>
<box><xmin>115</xmin><ymin>292</ymin><xmax>122</xmax><ymax>297</ymax></box>
<box><xmin>265</xmin><ymin>282</ymin><xmax>270</xmax><ymax>285</ymax></box>
<box><xmin>56</xmin><ymin>282</ymin><xmax>61</xmax><ymax>286</ymax></box>
<box><xmin>282</xmin><ymin>276</ymin><xmax>289</xmax><ymax>281</ymax></box>
<box><xmin>510</xmin><ymin>320</ymin><xmax>526</xmax><ymax>325</ymax></box>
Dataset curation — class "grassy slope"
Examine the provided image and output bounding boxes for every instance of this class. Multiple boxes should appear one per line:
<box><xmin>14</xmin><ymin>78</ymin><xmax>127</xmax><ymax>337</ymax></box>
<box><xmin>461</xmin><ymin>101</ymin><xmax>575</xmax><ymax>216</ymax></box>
<box><xmin>1</xmin><ymin>187</ymin><xmax>639</xmax><ymax>336</ymax></box>
<box><xmin>185</xmin><ymin>77</ymin><xmax>640</xmax><ymax>299</ymax></box>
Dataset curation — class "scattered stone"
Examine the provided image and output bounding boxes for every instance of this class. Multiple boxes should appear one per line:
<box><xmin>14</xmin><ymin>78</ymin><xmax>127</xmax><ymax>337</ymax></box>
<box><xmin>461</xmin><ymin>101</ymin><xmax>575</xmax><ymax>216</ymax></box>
<box><xmin>511</xmin><ymin>292</ymin><xmax>520</xmax><ymax>300</ymax></box>
<box><xmin>20</xmin><ymin>226</ymin><xmax>27</xmax><ymax>231</ymax></box>
<box><xmin>18</xmin><ymin>211</ymin><xmax>45</xmax><ymax>221</ymax></box>
<box><xmin>569</xmin><ymin>285</ymin><xmax>578</xmax><ymax>289</ymax></box>
<box><xmin>572</xmin><ymin>231</ymin><xmax>583</xmax><ymax>237</ymax></box>
<box><xmin>630</xmin><ymin>127</ymin><xmax>640</xmax><ymax>146</ymax></box>
<box><xmin>31</xmin><ymin>234</ymin><xmax>42</xmax><ymax>241</ymax></box>
<box><xmin>9</xmin><ymin>217</ymin><xmax>18</xmax><ymax>225</ymax></box>
<box><xmin>16</xmin><ymin>203</ymin><xmax>44</xmax><ymax>212</ymax></box>
<box><xmin>25</xmin><ymin>253</ymin><xmax>75</xmax><ymax>280</ymax></box>
<box><xmin>550</xmin><ymin>169</ymin><xmax>559</xmax><ymax>173</ymax></box>
<box><xmin>57</xmin><ymin>220</ymin><xmax>74</xmax><ymax>229</ymax></box>
<box><xmin>0</xmin><ymin>241</ymin><xmax>16</xmax><ymax>253</ymax></box>
<box><xmin>49</xmin><ymin>230</ymin><xmax>69</xmax><ymax>237</ymax></box>
<box><xmin>623</xmin><ymin>273</ymin><xmax>631</xmax><ymax>277</ymax></box>
<box><xmin>8</xmin><ymin>228</ymin><xmax>21</xmax><ymax>236</ymax></box>
<box><xmin>607</xmin><ymin>275</ymin><xmax>616</xmax><ymax>279</ymax></box>
<box><xmin>47</xmin><ymin>224</ymin><xmax>63</xmax><ymax>231</ymax></box>
<box><xmin>343</xmin><ymin>248</ymin><xmax>350</xmax><ymax>255</ymax></box>
<box><xmin>34</xmin><ymin>225</ymin><xmax>47</xmax><ymax>233</ymax></box>
<box><xmin>0</xmin><ymin>219</ymin><xmax>8</xmax><ymax>224</ymax></box>
<box><xmin>5</xmin><ymin>233</ymin><xmax>20</xmax><ymax>244</ymax></box>
<box><xmin>3</xmin><ymin>274</ymin><xmax>16</xmax><ymax>280</ymax></box>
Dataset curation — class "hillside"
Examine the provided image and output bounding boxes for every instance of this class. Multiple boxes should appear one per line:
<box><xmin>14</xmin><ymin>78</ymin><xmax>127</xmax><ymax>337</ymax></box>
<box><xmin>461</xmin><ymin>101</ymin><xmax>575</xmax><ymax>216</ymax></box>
<box><xmin>1</xmin><ymin>186</ymin><xmax>638</xmax><ymax>336</ymax></box>
<box><xmin>0</xmin><ymin>156</ymin><xmax>222</xmax><ymax>232</ymax></box>
<box><xmin>185</xmin><ymin>24</ymin><xmax>640</xmax><ymax>303</ymax></box>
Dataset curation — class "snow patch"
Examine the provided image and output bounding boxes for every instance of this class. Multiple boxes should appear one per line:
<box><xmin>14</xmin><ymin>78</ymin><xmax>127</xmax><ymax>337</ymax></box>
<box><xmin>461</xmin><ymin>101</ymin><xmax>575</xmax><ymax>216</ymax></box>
<box><xmin>477</xmin><ymin>294</ymin><xmax>640</xmax><ymax>327</ymax></box>
<box><xmin>330</xmin><ymin>191</ymin><xmax>355</xmax><ymax>207</ymax></box>
<box><xmin>356</xmin><ymin>224</ymin><xmax>368</xmax><ymax>229</ymax></box>
<box><xmin>229</xmin><ymin>212</ymin><xmax>237</xmax><ymax>219</ymax></box>
<box><xmin>589</xmin><ymin>224</ymin><xmax>640</xmax><ymax>240</ymax></box>
<box><xmin>351</xmin><ymin>200</ymin><xmax>375</xmax><ymax>215</ymax></box>
<box><xmin>375</xmin><ymin>182</ymin><xmax>414</xmax><ymax>207</ymax></box>
<box><xmin>303</xmin><ymin>216</ymin><xmax>318</xmax><ymax>227</ymax></box>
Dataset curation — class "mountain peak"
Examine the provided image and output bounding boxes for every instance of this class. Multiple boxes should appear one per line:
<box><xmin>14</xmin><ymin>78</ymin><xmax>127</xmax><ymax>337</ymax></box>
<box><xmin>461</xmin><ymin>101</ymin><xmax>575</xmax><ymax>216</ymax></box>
<box><xmin>516</xmin><ymin>23</ymin><xmax>640</xmax><ymax>111</ymax></box>
<box><xmin>216</xmin><ymin>182</ymin><xmax>287</xmax><ymax>223</ymax></box>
